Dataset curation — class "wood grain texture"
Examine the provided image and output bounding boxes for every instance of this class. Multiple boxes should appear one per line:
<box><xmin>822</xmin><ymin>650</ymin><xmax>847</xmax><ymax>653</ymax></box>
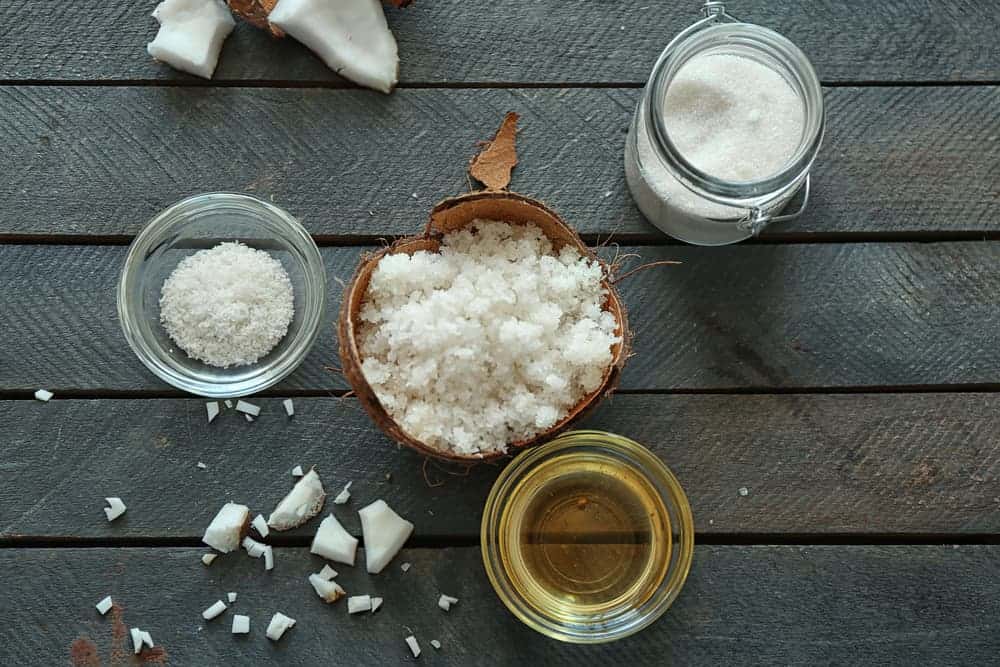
<box><xmin>2</xmin><ymin>394</ymin><xmax>999</xmax><ymax>540</ymax></box>
<box><xmin>1</xmin><ymin>1</ymin><xmax>998</xmax><ymax>84</ymax></box>
<box><xmin>2</xmin><ymin>242</ymin><xmax>999</xmax><ymax>393</ymax></box>
<box><xmin>1</xmin><ymin>86</ymin><xmax>998</xmax><ymax>239</ymax></box>
<box><xmin>6</xmin><ymin>545</ymin><xmax>1000</xmax><ymax>665</ymax></box>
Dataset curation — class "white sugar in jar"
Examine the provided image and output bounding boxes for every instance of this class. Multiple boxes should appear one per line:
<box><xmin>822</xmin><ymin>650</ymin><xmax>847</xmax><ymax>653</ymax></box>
<box><xmin>625</xmin><ymin>2</ymin><xmax>824</xmax><ymax>245</ymax></box>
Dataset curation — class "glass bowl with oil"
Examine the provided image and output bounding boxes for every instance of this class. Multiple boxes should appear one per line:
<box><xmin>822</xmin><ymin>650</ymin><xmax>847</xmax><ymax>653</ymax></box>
<box><xmin>481</xmin><ymin>430</ymin><xmax>694</xmax><ymax>643</ymax></box>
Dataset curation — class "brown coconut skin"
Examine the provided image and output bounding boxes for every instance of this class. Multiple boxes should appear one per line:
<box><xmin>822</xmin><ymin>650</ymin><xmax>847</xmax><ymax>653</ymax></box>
<box><xmin>339</xmin><ymin>191</ymin><xmax>631</xmax><ymax>463</ymax></box>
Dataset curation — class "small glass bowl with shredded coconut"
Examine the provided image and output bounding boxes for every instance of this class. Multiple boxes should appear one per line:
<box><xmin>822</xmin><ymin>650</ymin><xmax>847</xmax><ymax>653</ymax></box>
<box><xmin>118</xmin><ymin>193</ymin><xmax>326</xmax><ymax>398</ymax></box>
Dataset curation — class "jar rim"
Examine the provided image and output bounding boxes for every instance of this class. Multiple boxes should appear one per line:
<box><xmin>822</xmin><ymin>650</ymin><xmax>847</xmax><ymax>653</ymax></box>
<box><xmin>646</xmin><ymin>21</ymin><xmax>825</xmax><ymax>202</ymax></box>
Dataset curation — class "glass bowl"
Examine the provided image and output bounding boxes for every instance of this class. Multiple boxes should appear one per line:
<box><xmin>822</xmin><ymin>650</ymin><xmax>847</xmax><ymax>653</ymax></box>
<box><xmin>117</xmin><ymin>193</ymin><xmax>326</xmax><ymax>398</ymax></box>
<box><xmin>481</xmin><ymin>430</ymin><xmax>694</xmax><ymax>643</ymax></box>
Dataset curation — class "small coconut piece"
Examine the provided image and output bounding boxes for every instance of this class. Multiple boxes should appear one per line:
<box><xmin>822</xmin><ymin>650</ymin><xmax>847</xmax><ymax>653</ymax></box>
<box><xmin>227</xmin><ymin>592</ymin><xmax>238</xmax><ymax>603</ymax></box>
<box><xmin>438</xmin><ymin>594</ymin><xmax>458</xmax><ymax>611</ymax></box>
<box><xmin>201</xmin><ymin>553</ymin><xmax>217</xmax><ymax>566</ymax></box>
<box><xmin>147</xmin><ymin>0</ymin><xmax>235</xmax><ymax>80</ymax></box>
<box><xmin>268</xmin><ymin>468</ymin><xmax>326</xmax><ymax>531</ymax></box>
<box><xmin>232</xmin><ymin>614</ymin><xmax>251</xmax><ymax>634</ymax></box>
<box><xmin>104</xmin><ymin>497</ymin><xmax>127</xmax><ymax>522</ymax></box>
<box><xmin>333</xmin><ymin>481</ymin><xmax>352</xmax><ymax>505</ymax></box>
<box><xmin>310</xmin><ymin>514</ymin><xmax>358</xmax><ymax>565</ymax></box>
<box><xmin>130</xmin><ymin>628</ymin><xmax>143</xmax><ymax>655</ymax></box>
<box><xmin>308</xmin><ymin>573</ymin><xmax>346</xmax><ymax>603</ymax></box>
<box><xmin>469</xmin><ymin>111</ymin><xmax>519</xmax><ymax>191</ymax></box>
<box><xmin>291</xmin><ymin>465</ymin><xmax>304</xmax><ymax>477</ymax></box>
<box><xmin>95</xmin><ymin>596</ymin><xmax>113</xmax><ymax>615</ymax></box>
<box><xmin>347</xmin><ymin>595</ymin><xmax>371</xmax><ymax>614</ymax></box>
<box><xmin>245</xmin><ymin>414</ymin><xmax>254</xmax><ymax>423</ymax></box>
<box><xmin>235</xmin><ymin>400</ymin><xmax>261</xmax><ymax>416</ymax></box>
<box><xmin>203</xmin><ymin>600</ymin><xmax>227</xmax><ymax>620</ymax></box>
<box><xmin>141</xmin><ymin>631</ymin><xmax>154</xmax><ymax>650</ymax></box>
<box><xmin>400</xmin><ymin>562</ymin><xmax>411</xmax><ymax>573</ymax></box>
<box><xmin>264</xmin><ymin>545</ymin><xmax>275</xmax><ymax>571</ymax></box>
<box><xmin>203</xmin><ymin>503</ymin><xmax>250</xmax><ymax>553</ymax></box>
<box><xmin>358</xmin><ymin>499</ymin><xmax>413</xmax><ymax>574</ymax></box>
<box><xmin>283</xmin><ymin>399</ymin><xmax>295</xmax><ymax>417</ymax></box>
<box><xmin>197</xmin><ymin>462</ymin><xmax>207</xmax><ymax>470</ymax></box>
<box><xmin>243</xmin><ymin>536</ymin><xmax>267</xmax><ymax>558</ymax></box>
<box><xmin>34</xmin><ymin>389</ymin><xmax>53</xmax><ymax>402</ymax></box>
<box><xmin>318</xmin><ymin>564</ymin><xmax>338</xmax><ymax>580</ymax></box>
<box><xmin>252</xmin><ymin>514</ymin><xmax>270</xmax><ymax>538</ymax></box>
<box><xmin>370</xmin><ymin>597</ymin><xmax>383</xmax><ymax>613</ymax></box>
<box><xmin>224</xmin><ymin>400</ymin><xmax>233</xmax><ymax>408</ymax></box>
<box><xmin>268</xmin><ymin>0</ymin><xmax>399</xmax><ymax>94</ymax></box>
<box><xmin>430</xmin><ymin>639</ymin><xmax>441</xmax><ymax>650</ymax></box>
<box><xmin>206</xmin><ymin>401</ymin><xmax>220</xmax><ymax>423</ymax></box>
<box><xmin>405</xmin><ymin>635</ymin><xmax>420</xmax><ymax>658</ymax></box>
<box><xmin>265</xmin><ymin>612</ymin><xmax>296</xmax><ymax>641</ymax></box>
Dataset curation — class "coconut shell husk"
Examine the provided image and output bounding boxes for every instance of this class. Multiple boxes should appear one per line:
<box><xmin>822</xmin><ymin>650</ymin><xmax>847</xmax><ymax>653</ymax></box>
<box><xmin>229</xmin><ymin>0</ymin><xmax>413</xmax><ymax>36</ymax></box>
<box><xmin>469</xmin><ymin>111</ymin><xmax>519</xmax><ymax>191</ymax></box>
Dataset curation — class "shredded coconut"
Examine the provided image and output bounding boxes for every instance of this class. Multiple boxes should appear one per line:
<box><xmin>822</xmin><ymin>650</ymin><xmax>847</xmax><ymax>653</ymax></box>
<box><xmin>159</xmin><ymin>242</ymin><xmax>294</xmax><ymax>368</ymax></box>
<box><xmin>358</xmin><ymin>221</ymin><xmax>619</xmax><ymax>456</ymax></box>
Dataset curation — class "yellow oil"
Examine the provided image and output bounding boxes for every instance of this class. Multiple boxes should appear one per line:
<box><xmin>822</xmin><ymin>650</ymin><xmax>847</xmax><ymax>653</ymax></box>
<box><xmin>497</xmin><ymin>451</ymin><xmax>672</xmax><ymax>622</ymax></box>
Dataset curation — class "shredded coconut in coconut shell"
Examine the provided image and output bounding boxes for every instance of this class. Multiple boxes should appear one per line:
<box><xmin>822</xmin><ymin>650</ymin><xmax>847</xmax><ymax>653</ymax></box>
<box><xmin>357</xmin><ymin>221</ymin><xmax>620</xmax><ymax>456</ymax></box>
<box><xmin>160</xmin><ymin>242</ymin><xmax>294</xmax><ymax>368</ymax></box>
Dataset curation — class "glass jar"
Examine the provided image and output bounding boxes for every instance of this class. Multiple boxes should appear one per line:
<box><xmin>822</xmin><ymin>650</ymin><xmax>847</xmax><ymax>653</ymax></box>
<box><xmin>624</xmin><ymin>1</ymin><xmax>825</xmax><ymax>245</ymax></box>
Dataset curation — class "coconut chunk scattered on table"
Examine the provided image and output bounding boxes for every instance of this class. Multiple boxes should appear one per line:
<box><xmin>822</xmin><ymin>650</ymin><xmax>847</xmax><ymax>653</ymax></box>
<box><xmin>202</xmin><ymin>600</ymin><xmax>227</xmax><ymax>620</ymax></box>
<box><xmin>333</xmin><ymin>481</ymin><xmax>352</xmax><ymax>505</ymax></box>
<box><xmin>34</xmin><ymin>389</ymin><xmax>53</xmax><ymax>402</ymax></box>
<box><xmin>227</xmin><ymin>592</ymin><xmax>237</xmax><ymax>603</ymax></box>
<box><xmin>265</xmin><ymin>612</ymin><xmax>296</xmax><ymax>641</ymax></box>
<box><xmin>269</xmin><ymin>468</ymin><xmax>326</xmax><ymax>530</ymax></box>
<box><xmin>197</xmin><ymin>461</ymin><xmax>207</xmax><ymax>470</ymax></box>
<box><xmin>203</xmin><ymin>503</ymin><xmax>250</xmax><ymax>553</ymax></box>
<box><xmin>252</xmin><ymin>513</ymin><xmax>269</xmax><ymax>538</ymax></box>
<box><xmin>95</xmin><ymin>596</ymin><xmax>113</xmax><ymax>615</ymax></box>
<box><xmin>310</xmin><ymin>514</ymin><xmax>358</xmax><ymax>565</ymax></box>
<box><xmin>264</xmin><ymin>545</ymin><xmax>275</xmax><ymax>571</ymax></box>
<box><xmin>291</xmin><ymin>465</ymin><xmax>304</xmax><ymax>477</ymax></box>
<box><xmin>147</xmin><ymin>0</ymin><xmax>235</xmax><ymax>79</ymax></box>
<box><xmin>243</xmin><ymin>536</ymin><xmax>268</xmax><ymax>558</ymax></box>
<box><xmin>308</xmin><ymin>573</ymin><xmax>346</xmax><ymax>603</ymax></box>
<box><xmin>232</xmin><ymin>614</ymin><xmax>251</xmax><ymax>634</ymax></box>
<box><xmin>235</xmin><ymin>400</ymin><xmax>261</xmax><ymax>417</ymax></box>
<box><xmin>405</xmin><ymin>635</ymin><xmax>420</xmax><ymax>658</ymax></box>
<box><xmin>347</xmin><ymin>595</ymin><xmax>371</xmax><ymax>614</ymax></box>
<box><xmin>104</xmin><ymin>497</ymin><xmax>127</xmax><ymax>522</ymax></box>
<box><xmin>400</xmin><ymin>562</ymin><xmax>411</xmax><ymax>573</ymax></box>
<box><xmin>206</xmin><ymin>401</ymin><xmax>220</xmax><ymax>423</ymax></box>
<box><xmin>370</xmin><ymin>596</ymin><xmax>383</xmax><ymax>613</ymax></box>
<box><xmin>141</xmin><ymin>631</ymin><xmax>154</xmax><ymax>650</ymax></box>
<box><xmin>358</xmin><ymin>499</ymin><xmax>413</xmax><ymax>573</ymax></box>
<box><xmin>130</xmin><ymin>628</ymin><xmax>143</xmax><ymax>655</ymax></box>
<box><xmin>438</xmin><ymin>594</ymin><xmax>459</xmax><ymax>611</ymax></box>
<box><xmin>317</xmin><ymin>564</ymin><xmax>338</xmax><ymax>580</ymax></box>
<box><xmin>430</xmin><ymin>639</ymin><xmax>441</xmax><ymax>650</ymax></box>
<box><xmin>283</xmin><ymin>399</ymin><xmax>295</xmax><ymax>417</ymax></box>
<box><xmin>201</xmin><ymin>553</ymin><xmax>217</xmax><ymax>566</ymax></box>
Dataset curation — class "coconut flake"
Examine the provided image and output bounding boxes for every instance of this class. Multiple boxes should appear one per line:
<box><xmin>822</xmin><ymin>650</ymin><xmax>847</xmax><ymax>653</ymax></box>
<box><xmin>405</xmin><ymin>635</ymin><xmax>420</xmax><ymax>658</ymax></box>
<box><xmin>308</xmin><ymin>573</ymin><xmax>346</xmax><ymax>603</ymax></box>
<box><xmin>227</xmin><ymin>592</ymin><xmax>238</xmax><ymax>603</ymax></box>
<box><xmin>333</xmin><ymin>481</ymin><xmax>352</xmax><ymax>505</ymax></box>
<box><xmin>243</xmin><ymin>536</ymin><xmax>268</xmax><ymax>558</ymax></box>
<box><xmin>252</xmin><ymin>514</ymin><xmax>270</xmax><ymax>538</ymax></box>
<box><xmin>103</xmin><ymin>497</ymin><xmax>127</xmax><ymax>522</ymax></box>
<box><xmin>400</xmin><ymin>562</ymin><xmax>411</xmax><ymax>573</ymax></box>
<box><xmin>283</xmin><ymin>399</ymin><xmax>295</xmax><ymax>417</ymax></box>
<box><xmin>430</xmin><ymin>639</ymin><xmax>441</xmax><ymax>650</ymax></box>
<box><xmin>268</xmin><ymin>468</ymin><xmax>326</xmax><ymax>530</ymax></box>
<box><xmin>265</xmin><ymin>612</ymin><xmax>296</xmax><ymax>641</ymax></box>
<box><xmin>268</xmin><ymin>0</ymin><xmax>399</xmax><ymax>93</ymax></box>
<box><xmin>310</xmin><ymin>514</ymin><xmax>358</xmax><ymax>565</ymax></box>
<box><xmin>438</xmin><ymin>594</ymin><xmax>458</xmax><ymax>611</ymax></box>
<box><xmin>358</xmin><ymin>500</ymin><xmax>413</xmax><ymax>574</ymax></box>
<box><xmin>264</xmin><ymin>545</ymin><xmax>275</xmax><ymax>571</ymax></box>
<box><xmin>141</xmin><ymin>631</ymin><xmax>154</xmax><ymax>649</ymax></box>
<box><xmin>197</xmin><ymin>461</ymin><xmax>207</xmax><ymax>469</ymax></box>
<box><xmin>130</xmin><ymin>628</ymin><xmax>143</xmax><ymax>655</ymax></box>
<box><xmin>34</xmin><ymin>389</ymin><xmax>53</xmax><ymax>402</ymax></box>
<box><xmin>147</xmin><ymin>0</ymin><xmax>235</xmax><ymax>79</ymax></box>
<box><xmin>291</xmin><ymin>465</ymin><xmax>304</xmax><ymax>477</ymax></box>
<box><xmin>236</xmin><ymin>400</ymin><xmax>261</xmax><ymax>416</ymax></box>
<box><xmin>370</xmin><ymin>596</ymin><xmax>383</xmax><ymax>613</ymax></box>
<box><xmin>347</xmin><ymin>595</ymin><xmax>371</xmax><ymax>614</ymax></box>
<box><xmin>203</xmin><ymin>503</ymin><xmax>250</xmax><ymax>553</ymax></box>
<box><xmin>201</xmin><ymin>553</ymin><xmax>217</xmax><ymax>566</ymax></box>
<box><xmin>232</xmin><ymin>614</ymin><xmax>250</xmax><ymax>634</ymax></box>
<box><xmin>95</xmin><ymin>596</ymin><xmax>113</xmax><ymax>615</ymax></box>
<box><xmin>318</xmin><ymin>564</ymin><xmax>338</xmax><ymax>580</ymax></box>
<box><xmin>206</xmin><ymin>401</ymin><xmax>220</xmax><ymax>423</ymax></box>
<box><xmin>203</xmin><ymin>600</ymin><xmax>227</xmax><ymax>620</ymax></box>
<box><xmin>224</xmin><ymin>400</ymin><xmax>233</xmax><ymax>408</ymax></box>
<box><xmin>245</xmin><ymin>414</ymin><xmax>254</xmax><ymax>422</ymax></box>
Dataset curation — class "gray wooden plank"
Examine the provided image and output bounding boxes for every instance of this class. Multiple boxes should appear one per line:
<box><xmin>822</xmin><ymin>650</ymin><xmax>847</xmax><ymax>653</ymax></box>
<box><xmin>2</xmin><ymin>86</ymin><xmax>998</xmax><ymax>239</ymax></box>
<box><xmin>1</xmin><ymin>1</ymin><xmax>998</xmax><ymax>83</ymax></box>
<box><xmin>6</xmin><ymin>545</ymin><xmax>1000</xmax><ymax>665</ymax></box>
<box><xmin>2</xmin><ymin>394</ymin><xmax>999</xmax><ymax>540</ymax></box>
<box><xmin>2</xmin><ymin>242</ymin><xmax>999</xmax><ymax>393</ymax></box>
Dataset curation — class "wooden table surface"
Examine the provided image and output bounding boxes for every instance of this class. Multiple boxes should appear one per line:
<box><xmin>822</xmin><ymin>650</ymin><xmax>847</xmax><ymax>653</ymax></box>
<box><xmin>2</xmin><ymin>1</ymin><xmax>999</xmax><ymax>664</ymax></box>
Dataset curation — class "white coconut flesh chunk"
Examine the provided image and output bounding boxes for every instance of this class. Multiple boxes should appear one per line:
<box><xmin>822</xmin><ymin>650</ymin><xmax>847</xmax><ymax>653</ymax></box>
<box><xmin>232</xmin><ymin>614</ymin><xmax>250</xmax><ymax>634</ymax></box>
<box><xmin>224</xmin><ymin>400</ymin><xmax>233</xmax><ymax>408</ymax></box>
<box><xmin>197</xmin><ymin>462</ymin><xmax>207</xmax><ymax>469</ymax></box>
<box><xmin>104</xmin><ymin>497</ymin><xmax>127</xmax><ymax>522</ymax></box>
<box><xmin>206</xmin><ymin>401</ymin><xmax>219</xmax><ymax>423</ymax></box>
<box><xmin>130</xmin><ymin>628</ymin><xmax>143</xmax><ymax>655</ymax></box>
<box><xmin>438</xmin><ymin>594</ymin><xmax>459</xmax><ymax>611</ymax></box>
<box><xmin>400</xmin><ymin>562</ymin><xmax>411</xmax><ymax>573</ymax></box>
<box><xmin>147</xmin><ymin>0</ymin><xmax>235</xmax><ymax>80</ymax></box>
<box><xmin>34</xmin><ymin>389</ymin><xmax>53</xmax><ymax>402</ymax></box>
<box><xmin>264</xmin><ymin>545</ymin><xmax>275</xmax><ymax>571</ymax></box>
<box><xmin>370</xmin><ymin>597</ymin><xmax>383</xmax><ymax>613</ymax></box>
<box><xmin>265</xmin><ymin>612</ymin><xmax>296</xmax><ymax>641</ymax></box>
<box><xmin>291</xmin><ymin>465</ymin><xmax>304</xmax><ymax>477</ymax></box>
<box><xmin>268</xmin><ymin>469</ymin><xmax>326</xmax><ymax>531</ymax></box>
<box><xmin>203</xmin><ymin>600</ymin><xmax>227</xmax><ymax>620</ymax></box>
<box><xmin>95</xmin><ymin>596</ymin><xmax>113</xmax><ymax>615</ymax></box>
<box><xmin>201</xmin><ymin>553</ymin><xmax>217</xmax><ymax>566</ymax></box>
<box><xmin>318</xmin><ymin>564</ymin><xmax>338</xmax><ymax>580</ymax></box>
<box><xmin>405</xmin><ymin>635</ymin><xmax>420</xmax><ymax>658</ymax></box>
<box><xmin>227</xmin><ymin>592</ymin><xmax>237</xmax><ymax>603</ymax></box>
<box><xmin>308</xmin><ymin>573</ymin><xmax>346</xmax><ymax>603</ymax></box>
<box><xmin>141</xmin><ymin>631</ymin><xmax>154</xmax><ymax>649</ymax></box>
<box><xmin>268</xmin><ymin>0</ymin><xmax>399</xmax><ymax>94</ymax></box>
<box><xmin>310</xmin><ymin>514</ymin><xmax>358</xmax><ymax>565</ymax></box>
<box><xmin>358</xmin><ymin>500</ymin><xmax>414</xmax><ymax>574</ymax></box>
<box><xmin>283</xmin><ymin>399</ymin><xmax>295</xmax><ymax>417</ymax></box>
<box><xmin>202</xmin><ymin>503</ymin><xmax>249</xmax><ymax>553</ymax></box>
<box><xmin>235</xmin><ymin>400</ymin><xmax>261</xmax><ymax>416</ymax></box>
<box><xmin>430</xmin><ymin>639</ymin><xmax>441</xmax><ymax>650</ymax></box>
<box><xmin>347</xmin><ymin>595</ymin><xmax>371</xmax><ymax>614</ymax></box>
<box><xmin>252</xmin><ymin>514</ymin><xmax>269</xmax><ymax>538</ymax></box>
<box><xmin>333</xmin><ymin>481</ymin><xmax>352</xmax><ymax>505</ymax></box>
<box><xmin>245</xmin><ymin>414</ymin><xmax>254</xmax><ymax>422</ymax></box>
<box><xmin>243</xmin><ymin>536</ymin><xmax>268</xmax><ymax>558</ymax></box>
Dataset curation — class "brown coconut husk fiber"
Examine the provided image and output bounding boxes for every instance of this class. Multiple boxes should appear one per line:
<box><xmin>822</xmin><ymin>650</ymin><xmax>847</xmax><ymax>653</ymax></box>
<box><xmin>338</xmin><ymin>114</ymin><xmax>632</xmax><ymax>463</ymax></box>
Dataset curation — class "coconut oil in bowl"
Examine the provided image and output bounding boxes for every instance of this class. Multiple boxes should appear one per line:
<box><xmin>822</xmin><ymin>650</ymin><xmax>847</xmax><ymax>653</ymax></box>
<box><xmin>481</xmin><ymin>431</ymin><xmax>693</xmax><ymax>643</ymax></box>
